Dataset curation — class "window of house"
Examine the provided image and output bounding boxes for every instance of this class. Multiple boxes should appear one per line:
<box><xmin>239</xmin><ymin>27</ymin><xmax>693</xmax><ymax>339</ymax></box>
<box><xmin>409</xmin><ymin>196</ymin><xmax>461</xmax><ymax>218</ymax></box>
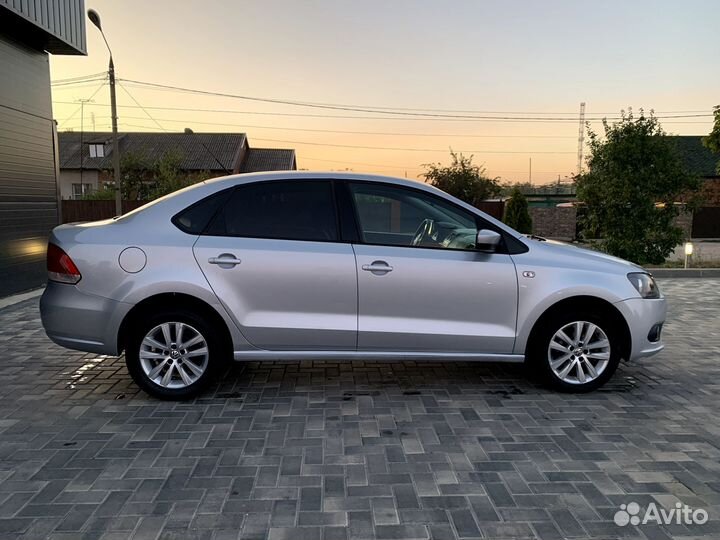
<box><xmin>206</xmin><ymin>181</ymin><xmax>338</xmax><ymax>242</ymax></box>
<box><xmin>88</xmin><ymin>143</ymin><xmax>105</xmax><ymax>158</ymax></box>
<box><xmin>72</xmin><ymin>183</ymin><xmax>93</xmax><ymax>200</ymax></box>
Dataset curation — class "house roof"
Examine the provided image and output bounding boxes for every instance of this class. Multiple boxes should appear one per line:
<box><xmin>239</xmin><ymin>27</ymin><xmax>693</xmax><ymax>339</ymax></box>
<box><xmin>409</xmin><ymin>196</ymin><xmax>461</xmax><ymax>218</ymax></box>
<box><xmin>668</xmin><ymin>136</ymin><xmax>719</xmax><ymax>177</ymax></box>
<box><xmin>240</xmin><ymin>148</ymin><xmax>296</xmax><ymax>173</ymax></box>
<box><xmin>58</xmin><ymin>132</ymin><xmax>247</xmax><ymax>172</ymax></box>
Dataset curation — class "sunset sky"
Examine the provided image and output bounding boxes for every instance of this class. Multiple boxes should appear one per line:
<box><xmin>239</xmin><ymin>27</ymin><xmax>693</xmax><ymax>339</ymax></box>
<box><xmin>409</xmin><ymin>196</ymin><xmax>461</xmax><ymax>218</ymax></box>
<box><xmin>50</xmin><ymin>0</ymin><xmax>719</xmax><ymax>184</ymax></box>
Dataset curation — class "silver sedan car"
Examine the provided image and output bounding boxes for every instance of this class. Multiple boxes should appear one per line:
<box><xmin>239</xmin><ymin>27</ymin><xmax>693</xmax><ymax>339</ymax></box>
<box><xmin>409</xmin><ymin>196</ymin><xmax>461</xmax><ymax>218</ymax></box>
<box><xmin>40</xmin><ymin>172</ymin><xmax>666</xmax><ymax>399</ymax></box>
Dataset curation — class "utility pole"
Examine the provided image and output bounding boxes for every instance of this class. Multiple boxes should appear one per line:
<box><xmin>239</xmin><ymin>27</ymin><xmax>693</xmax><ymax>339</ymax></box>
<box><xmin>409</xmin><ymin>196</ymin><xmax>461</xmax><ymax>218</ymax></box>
<box><xmin>577</xmin><ymin>102</ymin><xmax>586</xmax><ymax>175</ymax></box>
<box><xmin>76</xmin><ymin>98</ymin><xmax>94</xmax><ymax>188</ymax></box>
<box><xmin>529</xmin><ymin>157</ymin><xmax>532</xmax><ymax>183</ymax></box>
<box><xmin>109</xmin><ymin>58</ymin><xmax>121</xmax><ymax>214</ymax></box>
<box><xmin>88</xmin><ymin>9</ymin><xmax>122</xmax><ymax>215</ymax></box>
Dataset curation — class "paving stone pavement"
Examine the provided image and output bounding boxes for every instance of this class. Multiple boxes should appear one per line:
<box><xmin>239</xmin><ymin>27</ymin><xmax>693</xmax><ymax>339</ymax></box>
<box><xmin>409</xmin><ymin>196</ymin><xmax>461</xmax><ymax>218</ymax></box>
<box><xmin>1</xmin><ymin>279</ymin><xmax>720</xmax><ymax>540</ymax></box>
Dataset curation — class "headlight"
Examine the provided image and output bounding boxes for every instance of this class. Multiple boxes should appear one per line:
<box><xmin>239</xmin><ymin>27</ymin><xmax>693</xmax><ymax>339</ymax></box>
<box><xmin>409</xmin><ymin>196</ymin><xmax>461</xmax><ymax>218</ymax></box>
<box><xmin>627</xmin><ymin>272</ymin><xmax>660</xmax><ymax>299</ymax></box>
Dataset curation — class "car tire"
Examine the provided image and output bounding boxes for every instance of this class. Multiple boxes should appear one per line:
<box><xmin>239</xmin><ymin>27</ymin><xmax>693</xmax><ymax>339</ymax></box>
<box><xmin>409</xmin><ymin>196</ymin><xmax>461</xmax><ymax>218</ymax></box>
<box><xmin>528</xmin><ymin>310</ymin><xmax>622</xmax><ymax>392</ymax></box>
<box><xmin>125</xmin><ymin>308</ymin><xmax>224</xmax><ymax>400</ymax></box>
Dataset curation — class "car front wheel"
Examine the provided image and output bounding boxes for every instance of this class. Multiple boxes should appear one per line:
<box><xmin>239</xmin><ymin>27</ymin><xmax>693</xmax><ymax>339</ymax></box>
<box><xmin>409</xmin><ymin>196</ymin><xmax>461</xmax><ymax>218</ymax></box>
<box><xmin>125</xmin><ymin>310</ymin><xmax>221</xmax><ymax>399</ymax></box>
<box><xmin>530</xmin><ymin>312</ymin><xmax>622</xmax><ymax>392</ymax></box>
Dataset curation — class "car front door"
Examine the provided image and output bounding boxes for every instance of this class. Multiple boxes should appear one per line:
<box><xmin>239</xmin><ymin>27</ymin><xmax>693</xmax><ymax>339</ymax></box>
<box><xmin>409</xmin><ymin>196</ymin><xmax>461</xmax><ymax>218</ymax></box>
<box><xmin>347</xmin><ymin>181</ymin><xmax>518</xmax><ymax>354</ymax></box>
<box><xmin>193</xmin><ymin>180</ymin><xmax>357</xmax><ymax>351</ymax></box>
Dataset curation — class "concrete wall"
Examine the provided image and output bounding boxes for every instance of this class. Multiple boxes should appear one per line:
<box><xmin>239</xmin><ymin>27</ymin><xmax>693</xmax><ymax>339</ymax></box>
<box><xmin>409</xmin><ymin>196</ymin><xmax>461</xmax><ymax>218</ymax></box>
<box><xmin>529</xmin><ymin>207</ymin><xmax>577</xmax><ymax>240</ymax></box>
<box><xmin>59</xmin><ymin>168</ymin><xmax>100</xmax><ymax>199</ymax></box>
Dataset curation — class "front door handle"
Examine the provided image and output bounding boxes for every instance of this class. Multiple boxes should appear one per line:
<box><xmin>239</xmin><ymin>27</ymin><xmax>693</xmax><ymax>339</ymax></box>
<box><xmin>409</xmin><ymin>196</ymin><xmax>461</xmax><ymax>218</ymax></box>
<box><xmin>362</xmin><ymin>261</ymin><xmax>393</xmax><ymax>274</ymax></box>
<box><xmin>208</xmin><ymin>254</ymin><xmax>242</xmax><ymax>267</ymax></box>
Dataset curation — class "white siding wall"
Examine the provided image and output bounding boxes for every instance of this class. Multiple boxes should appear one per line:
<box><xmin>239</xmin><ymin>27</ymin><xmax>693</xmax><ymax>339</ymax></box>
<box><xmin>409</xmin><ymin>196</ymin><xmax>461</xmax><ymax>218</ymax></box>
<box><xmin>59</xmin><ymin>169</ymin><xmax>99</xmax><ymax>199</ymax></box>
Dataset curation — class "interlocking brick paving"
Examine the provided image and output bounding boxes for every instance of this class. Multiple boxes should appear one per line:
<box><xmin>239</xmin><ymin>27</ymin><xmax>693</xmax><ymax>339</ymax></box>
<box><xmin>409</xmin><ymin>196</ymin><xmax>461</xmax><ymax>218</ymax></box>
<box><xmin>0</xmin><ymin>279</ymin><xmax>719</xmax><ymax>539</ymax></box>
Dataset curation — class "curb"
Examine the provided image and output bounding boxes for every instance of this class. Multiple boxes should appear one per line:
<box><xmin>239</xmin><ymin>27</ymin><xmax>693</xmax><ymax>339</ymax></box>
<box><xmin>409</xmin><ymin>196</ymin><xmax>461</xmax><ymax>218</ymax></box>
<box><xmin>0</xmin><ymin>288</ymin><xmax>44</xmax><ymax>310</ymax></box>
<box><xmin>649</xmin><ymin>268</ymin><xmax>720</xmax><ymax>278</ymax></box>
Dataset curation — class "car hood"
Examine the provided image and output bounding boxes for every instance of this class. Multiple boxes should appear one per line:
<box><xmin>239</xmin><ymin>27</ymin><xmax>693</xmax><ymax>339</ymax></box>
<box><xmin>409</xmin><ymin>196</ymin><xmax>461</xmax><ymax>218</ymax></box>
<box><xmin>523</xmin><ymin>238</ymin><xmax>645</xmax><ymax>273</ymax></box>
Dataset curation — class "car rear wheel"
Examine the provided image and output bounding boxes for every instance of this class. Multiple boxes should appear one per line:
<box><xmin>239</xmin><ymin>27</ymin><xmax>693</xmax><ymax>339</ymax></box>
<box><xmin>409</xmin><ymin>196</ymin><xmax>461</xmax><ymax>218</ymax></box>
<box><xmin>530</xmin><ymin>312</ymin><xmax>621</xmax><ymax>392</ymax></box>
<box><xmin>125</xmin><ymin>309</ymin><xmax>221</xmax><ymax>399</ymax></box>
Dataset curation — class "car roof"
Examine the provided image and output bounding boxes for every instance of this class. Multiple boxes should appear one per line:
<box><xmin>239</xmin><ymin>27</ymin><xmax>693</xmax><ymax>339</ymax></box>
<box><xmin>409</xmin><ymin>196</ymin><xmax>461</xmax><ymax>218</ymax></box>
<box><xmin>204</xmin><ymin>170</ymin><xmax>443</xmax><ymax>193</ymax></box>
<box><xmin>119</xmin><ymin>170</ymin><xmax>521</xmax><ymax>240</ymax></box>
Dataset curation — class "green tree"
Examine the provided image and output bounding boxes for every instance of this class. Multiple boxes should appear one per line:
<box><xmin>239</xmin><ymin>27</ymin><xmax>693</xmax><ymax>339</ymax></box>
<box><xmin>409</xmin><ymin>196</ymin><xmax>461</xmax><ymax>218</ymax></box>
<box><xmin>703</xmin><ymin>105</ymin><xmax>720</xmax><ymax>173</ymax></box>
<box><xmin>576</xmin><ymin>110</ymin><xmax>700</xmax><ymax>265</ymax></box>
<box><xmin>148</xmin><ymin>151</ymin><xmax>207</xmax><ymax>199</ymax></box>
<box><xmin>503</xmin><ymin>187</ymin><xmax>533</xmax><ymax>233</ymax></box>
<box><xmin>81</xmin><ymin>185</ymin><xmax>115</xmax><ymax>200</ymax></box>
<box><xmin>422</xmin><ymin>151</ymin><xmax>501</xmax><ymax>206</ymax></box>
<box><xmin>89</xmin><ymin>151</ymin><xmax>210</xmax><ymax>201</ymax></box>
<box><xmin>111</xmin><ymin>151</ymin><xmax>153</xmax><ymax>200</ymax></box>
<box><xmin>85</xmin><ymin>151</ymin><xmax>150</xmax><ymax>200</ymax></box>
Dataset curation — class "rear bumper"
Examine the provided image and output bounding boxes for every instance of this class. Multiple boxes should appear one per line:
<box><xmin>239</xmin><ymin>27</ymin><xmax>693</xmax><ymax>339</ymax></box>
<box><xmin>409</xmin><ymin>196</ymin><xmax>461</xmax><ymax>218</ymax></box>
<box><xmin>40</xmin><ymin>281</ymin><xmax>132</xmax><ymax>356</ymax></box>
<box><xmin>614</xmin><ymin>296</ymin><xmax>667</xmax><ymax>360</ymax></box>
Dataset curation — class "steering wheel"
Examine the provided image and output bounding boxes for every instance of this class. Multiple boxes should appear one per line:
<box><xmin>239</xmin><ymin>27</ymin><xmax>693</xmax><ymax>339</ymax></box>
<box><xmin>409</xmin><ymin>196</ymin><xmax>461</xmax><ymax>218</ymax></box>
<box><xmin>412</xmin><ymin>218</ymin><xmax>436</xmax><ymax>246</ymax></box>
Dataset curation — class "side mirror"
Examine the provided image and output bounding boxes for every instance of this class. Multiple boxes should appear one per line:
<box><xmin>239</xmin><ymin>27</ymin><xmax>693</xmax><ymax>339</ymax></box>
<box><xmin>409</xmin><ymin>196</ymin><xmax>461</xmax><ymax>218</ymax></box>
<box><xmin>476</xmin><ymin>229</ymin><xmax>502</xmax><ymax>252</ymax></box>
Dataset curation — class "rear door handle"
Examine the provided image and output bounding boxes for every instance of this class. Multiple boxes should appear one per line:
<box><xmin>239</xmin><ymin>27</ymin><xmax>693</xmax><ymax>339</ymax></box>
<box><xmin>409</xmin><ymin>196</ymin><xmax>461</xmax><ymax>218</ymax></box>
<box><xmin>362</xmin><ymin>261</ymin><xmax>393</xmax><ymax>274</ymax></box>
<box><xmin>208</xmin><ymin>254</ymin><xmax>242</xmax><ymax>266</ymax></box>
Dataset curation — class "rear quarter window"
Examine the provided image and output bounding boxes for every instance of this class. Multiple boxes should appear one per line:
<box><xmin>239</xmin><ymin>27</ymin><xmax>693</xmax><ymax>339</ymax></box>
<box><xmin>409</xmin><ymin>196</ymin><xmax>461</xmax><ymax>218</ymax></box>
<box><xmin>171</xmin><ymin>188</ymin><xmax>234</xmax><ymax>234</ymax></box>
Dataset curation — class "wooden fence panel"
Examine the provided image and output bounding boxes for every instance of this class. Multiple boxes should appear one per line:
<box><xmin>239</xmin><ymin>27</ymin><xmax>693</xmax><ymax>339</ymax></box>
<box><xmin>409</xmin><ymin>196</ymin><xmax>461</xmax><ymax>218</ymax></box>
<box><xmin>692</xmin><ymin>207</ymin><xmax>720</xmax><ymax>239</ymax></box>
<box><xmin>61</xmin><ymin>200</ymin><xmax>147</xmax><ymax>223</ymax></box>
<box><xmin>475</xmin><ymin>201</ymin><xmax>505</xmax><ymax>220</ymax></box>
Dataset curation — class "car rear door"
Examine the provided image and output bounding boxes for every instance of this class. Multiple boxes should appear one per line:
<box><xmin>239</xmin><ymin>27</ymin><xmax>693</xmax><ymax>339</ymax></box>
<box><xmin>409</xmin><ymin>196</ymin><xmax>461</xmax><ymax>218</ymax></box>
<box><xmin>346</xmin><ymin>181</ymin><xmax>518</xmax><ymax>354</ymax></box>
<box><xmin>193</xmin><ymin>179</ymin><xmax>357</xmax><ymax>351</ymax></box>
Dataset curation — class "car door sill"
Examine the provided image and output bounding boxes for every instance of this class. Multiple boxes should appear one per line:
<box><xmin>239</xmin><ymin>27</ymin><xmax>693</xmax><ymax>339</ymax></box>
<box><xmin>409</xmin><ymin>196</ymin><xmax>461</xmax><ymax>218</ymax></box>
<box><xmin>233</xmin><ymin>350</ymin><xmax>525</xmax><ymax>362</ymax></box>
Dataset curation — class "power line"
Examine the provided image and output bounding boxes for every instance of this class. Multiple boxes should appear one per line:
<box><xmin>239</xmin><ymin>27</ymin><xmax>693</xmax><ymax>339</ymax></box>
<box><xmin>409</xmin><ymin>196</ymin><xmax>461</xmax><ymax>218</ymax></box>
<box><xmin>54</xmin><ymin>94</ymin><xmax>715</xmax><ymax>124</ymax></box>
<box><xmin>51</xmin><ymin>77</ymin><xmax>107</xmax><ymax>88</ymax></box>
<box><xmin>51</xmin><ymin>75</ymin><xmax>717</xmax><ymax>116</ymax></box>
<box><xmin>182</xmin><ymin>130</ymin><xmax>567</xmax><ymax>154</ymax></box>
<box><xmin>57</xmin><ymin>83</ymin><xmax>107</xmax><ymax>128</ymax></box>
<box><xmin>52</xmin><ymin>74</ymin><xmax>716</xmax><ymax>125</ymax></box>
<box><xmin>58</xmin><ymin>113</ymin><xmax>578</xmax><ymax>139</ymax></box>
<box><xmin>117</xmin><ymin>79</ymin><xmax>717</xmax><ymax>120</ymax></box>
<box><xmin>51</xmin><ymin>72</ymin><xmax>107</xmax><ymax>85</ymax></box>
<box><xmin>66</xmin><ymin>122</ymin><xmax>575</xmax><ymax>154</ymax></box>
<box><xmin>300</xmin><ymin>156</ymin><xmax>418</xmax><ymax>170</ymax></box>
<box><xmin>119</xmin><ymin>78</ymin><xmax>715</xmax><ymax>121</ymax></box>
<box><xmin>117</xmin><ymin>82</ymin><xmax>168</xmax><ymax>132</ymax></box>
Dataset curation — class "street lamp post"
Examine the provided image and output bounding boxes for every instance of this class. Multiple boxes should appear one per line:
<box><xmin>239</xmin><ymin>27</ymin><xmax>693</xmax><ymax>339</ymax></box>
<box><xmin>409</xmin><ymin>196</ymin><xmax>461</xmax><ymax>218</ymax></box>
<box><xmin>87</xmin><ymin>9</ymin><xmax>122</xmax><ymax>216</ymax></box>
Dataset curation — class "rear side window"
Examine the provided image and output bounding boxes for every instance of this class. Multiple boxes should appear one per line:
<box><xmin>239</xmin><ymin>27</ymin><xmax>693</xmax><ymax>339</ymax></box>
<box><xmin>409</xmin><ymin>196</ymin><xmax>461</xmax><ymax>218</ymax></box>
<box><xmin>172</xmin><ymin>188</ymin><xmax>233</xmax><ymax>234</ymax></box>
<box><xmin>206</xmin><ymin>180</ymin><xmax>338</xmax><ymax>242</ymax></box>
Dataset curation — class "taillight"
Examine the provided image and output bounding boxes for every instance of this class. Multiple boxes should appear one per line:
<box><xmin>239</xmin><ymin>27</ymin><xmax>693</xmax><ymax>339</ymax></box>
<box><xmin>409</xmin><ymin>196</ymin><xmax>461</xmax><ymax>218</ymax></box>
<box><xmin>47</xmin><ymin>243</ymin><xmax>81</xmax><ymax>284</ymax></box>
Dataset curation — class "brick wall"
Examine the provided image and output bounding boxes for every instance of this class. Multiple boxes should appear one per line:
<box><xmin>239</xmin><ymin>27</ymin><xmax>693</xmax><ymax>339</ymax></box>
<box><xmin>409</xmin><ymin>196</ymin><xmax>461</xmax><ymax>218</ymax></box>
<box><xmin>700</xmin><ymin>177</ymin><xmax>720</xmax><ymax>205</ymax></box>
<box><xmin>529</xmin><ymin>207</ymin><xmax>577</xmax><ymax>240</ymax></box>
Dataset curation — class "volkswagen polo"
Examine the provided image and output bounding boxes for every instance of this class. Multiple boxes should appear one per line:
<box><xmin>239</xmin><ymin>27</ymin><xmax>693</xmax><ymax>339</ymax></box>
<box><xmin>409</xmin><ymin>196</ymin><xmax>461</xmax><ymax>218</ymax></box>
<box><xmin>40</xmin><ymin>172</ymin><xmax>666</xmax><ymax>399</ymax></box>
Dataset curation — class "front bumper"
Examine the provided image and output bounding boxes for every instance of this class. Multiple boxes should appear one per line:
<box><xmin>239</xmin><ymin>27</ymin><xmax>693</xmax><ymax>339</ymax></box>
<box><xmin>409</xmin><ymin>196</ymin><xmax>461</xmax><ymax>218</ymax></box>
<box><xmin>614</xmin><ymin>296</ymin><xmax>667</xmax><ymax>360</ymax></box>
<box><xmin>40</xmin><ymin>281</ymin><xmax>132</xmax><ymax>356</ymax></box>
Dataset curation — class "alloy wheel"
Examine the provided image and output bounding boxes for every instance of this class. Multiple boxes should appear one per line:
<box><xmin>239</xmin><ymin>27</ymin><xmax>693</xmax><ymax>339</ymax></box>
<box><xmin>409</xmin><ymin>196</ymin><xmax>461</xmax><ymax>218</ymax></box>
<box><xmin>139</xmin><ymin>322</ymin><xmax>209</xmax><ymax>389</ymax></box>
<box><xmin>547</xmin><ymin>320</ymin><xmax>611</xmax><ymax>385</ymax></box>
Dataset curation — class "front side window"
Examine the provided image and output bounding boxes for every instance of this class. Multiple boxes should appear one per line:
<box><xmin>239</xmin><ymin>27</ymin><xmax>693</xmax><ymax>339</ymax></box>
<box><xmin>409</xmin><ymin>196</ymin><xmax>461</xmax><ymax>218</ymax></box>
<box><xmin>207</xmin><ymin>180</ymin><xmax>338</xmax><ymax>242</ymax></box>
<box><xmin>349</xmin><ymin>182</ymin><xmax>478</xmax><ymax>250</ymax></box>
